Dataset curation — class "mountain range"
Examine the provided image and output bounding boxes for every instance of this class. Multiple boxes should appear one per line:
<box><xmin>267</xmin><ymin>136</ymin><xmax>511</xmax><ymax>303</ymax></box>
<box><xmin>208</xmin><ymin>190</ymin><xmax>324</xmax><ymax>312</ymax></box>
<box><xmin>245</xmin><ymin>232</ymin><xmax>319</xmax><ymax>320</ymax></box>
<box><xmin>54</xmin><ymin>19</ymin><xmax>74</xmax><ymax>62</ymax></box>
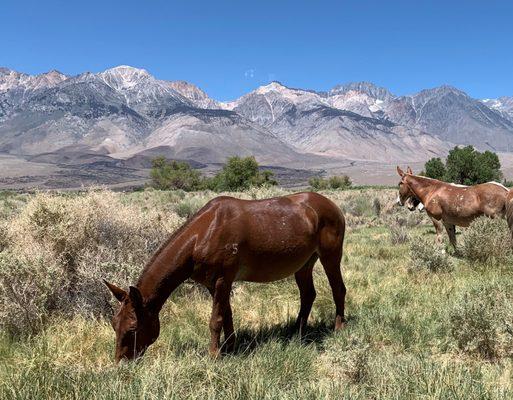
<box><xmin>1</xmin><ymin>65</ymin><xmax>513</xmax><ymax>173</ymax></box>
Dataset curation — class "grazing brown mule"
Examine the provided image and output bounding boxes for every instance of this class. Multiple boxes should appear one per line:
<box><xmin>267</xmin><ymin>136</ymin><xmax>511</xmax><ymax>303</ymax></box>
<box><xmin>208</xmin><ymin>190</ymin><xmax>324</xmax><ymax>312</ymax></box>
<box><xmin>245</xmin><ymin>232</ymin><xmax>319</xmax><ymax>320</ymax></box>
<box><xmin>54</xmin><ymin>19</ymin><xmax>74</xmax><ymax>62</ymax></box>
<box><xmin>104</xmin><ymin>192</ymin><xmax>346</xmax><ymax>362</ymax></box>
<box><xmin>396</xmin><ymin>166</ymin><xmax>508</xmax><ymax>247</ymax></box>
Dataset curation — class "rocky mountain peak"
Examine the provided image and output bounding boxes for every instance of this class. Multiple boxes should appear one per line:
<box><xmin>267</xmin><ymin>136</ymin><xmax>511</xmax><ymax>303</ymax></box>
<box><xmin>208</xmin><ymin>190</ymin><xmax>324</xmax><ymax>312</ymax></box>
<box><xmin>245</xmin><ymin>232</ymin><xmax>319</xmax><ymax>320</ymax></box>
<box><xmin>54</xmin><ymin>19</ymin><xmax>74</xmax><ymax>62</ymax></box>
<box><xmin>329</xmin><ymin>82</ymin><xmax>393</xmax><ymax>101</ymax></box>
<box><xmin>98</xmin><ymin>65</ymin><xmax>153</xmax><ymax>90</ymax></box>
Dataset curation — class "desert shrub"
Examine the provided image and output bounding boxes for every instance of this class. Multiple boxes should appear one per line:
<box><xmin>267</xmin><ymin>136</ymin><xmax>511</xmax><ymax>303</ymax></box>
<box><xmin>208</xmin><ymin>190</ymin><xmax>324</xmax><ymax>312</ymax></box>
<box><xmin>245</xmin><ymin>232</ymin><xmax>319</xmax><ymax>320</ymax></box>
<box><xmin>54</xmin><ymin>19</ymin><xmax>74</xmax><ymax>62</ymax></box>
<box><xmin>341</xmin><ymin>195</ymin><xmax>374</xmax><ymax>218</ymax></box>
<box><xmin>336</xmin><ymin>337</ymin><xmax>370</xmax><ymax>384</ymax></box>
<box><xmin>409</xmin><ymin>238</ymin><xmax>453</xmax><ymax>272</ymax></box>
<box><xmin>246</xmin><ymin>185</ymin><xmax>287</xmax><ymax>200</ymax></box>
<box><xmin>173</xmin><ymin>197</ymin><xmax>206</xmax><ymax>218</ymax></box>
<box><xmin>460</xmin><ymin>217</ymin><xmax>513</xmax><ymax>264</ymax></box>
<box><xmin>0</xmin><ymin>252</ymin><xmax>64</xmax><ymax>336</ymax></box>
<box><xmin>0</xmin><ymin>191</ymin><xmax>183</xmax><ymax>336</ymax></box>
<box><xmin>389</xmin><ymin>224</ymin><xmax>410</xmax><ymax>244</ymax></box>
<box><xmin>208</xmin><ymin>156</ymin><xmax>277</xmax><ymax>192</ymax></box>
<box><xmin>448</xmin><ymin>282</ymin><xmax>513</xmax><ymax>359</ymax></box>
<box><xmin>309</xmin><ymin>175</ymin><xmax>352</xmax><ymax>190</ymax></box>
<box><xmin>150</xmin><ymin>157</ymin><xmax>204</xmax><ymax>191</ymax></box>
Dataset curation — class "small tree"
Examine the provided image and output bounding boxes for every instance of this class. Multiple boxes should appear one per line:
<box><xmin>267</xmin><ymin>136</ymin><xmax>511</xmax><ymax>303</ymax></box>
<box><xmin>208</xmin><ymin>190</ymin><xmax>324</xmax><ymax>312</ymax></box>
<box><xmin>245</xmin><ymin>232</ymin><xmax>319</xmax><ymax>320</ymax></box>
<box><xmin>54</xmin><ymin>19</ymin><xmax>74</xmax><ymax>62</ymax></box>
<box><xmin>424</xmin><ymin>146</ymin><xmax>503</xmax><ymax>185</ymax></box>
<box><xmin>210</xmin><ymin>156</ymin><xmax>277</xmax><ymax>191</ymax></box>
<box><xmin>150</xmin><ymin>157</ymin><xmax>203</xmax><ymax>191</ymax></box>
<box><xmin>445</xmin><ymin>146</ymin><xmax>479</xmax><ymax>185</ymax></box>
<box><xmin>424</xmin><ymin>158</ymin><xmax>446</xmax><ymax>180</ymax></box>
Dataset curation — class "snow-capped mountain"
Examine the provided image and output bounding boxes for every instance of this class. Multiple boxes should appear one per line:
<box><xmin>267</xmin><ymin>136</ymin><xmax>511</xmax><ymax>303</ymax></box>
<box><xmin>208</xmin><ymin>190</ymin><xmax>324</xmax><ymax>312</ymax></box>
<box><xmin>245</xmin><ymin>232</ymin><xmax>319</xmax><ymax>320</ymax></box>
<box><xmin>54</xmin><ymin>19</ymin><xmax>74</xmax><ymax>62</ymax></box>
<box><xmin>482</xmin><ymin>97</ymin><xmax>513</xmax><ymax>121</ymax></box>
<box><xmin>383</xmin><ymin>86</ymin><xmax>513</xmax><ymax>150</ymax></box>
<box><xmin>1</xmin><ymin>65</ymin><xmax>513</xmax><ymax>167</ymax></box>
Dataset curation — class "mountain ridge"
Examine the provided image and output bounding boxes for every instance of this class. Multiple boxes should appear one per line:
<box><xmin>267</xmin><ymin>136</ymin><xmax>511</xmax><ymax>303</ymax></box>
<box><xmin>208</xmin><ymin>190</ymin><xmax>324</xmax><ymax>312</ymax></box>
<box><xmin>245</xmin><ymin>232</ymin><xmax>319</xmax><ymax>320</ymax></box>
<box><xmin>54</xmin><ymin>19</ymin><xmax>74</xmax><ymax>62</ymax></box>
<box><xmin>1</xmin><ymin>65</ymin><xmax>512</xmax><ymax>167</ymax></box>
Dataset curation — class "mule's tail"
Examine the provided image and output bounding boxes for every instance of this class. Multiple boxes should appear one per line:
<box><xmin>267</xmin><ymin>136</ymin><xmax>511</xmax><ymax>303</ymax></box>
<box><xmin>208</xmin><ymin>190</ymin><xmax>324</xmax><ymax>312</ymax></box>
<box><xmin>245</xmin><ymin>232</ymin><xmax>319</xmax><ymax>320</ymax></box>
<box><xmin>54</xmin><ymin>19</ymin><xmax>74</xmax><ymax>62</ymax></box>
<box><xmin>506</xmin><ymin>190</ymin><xmax>513</xmax><ymax>237</ymax></box>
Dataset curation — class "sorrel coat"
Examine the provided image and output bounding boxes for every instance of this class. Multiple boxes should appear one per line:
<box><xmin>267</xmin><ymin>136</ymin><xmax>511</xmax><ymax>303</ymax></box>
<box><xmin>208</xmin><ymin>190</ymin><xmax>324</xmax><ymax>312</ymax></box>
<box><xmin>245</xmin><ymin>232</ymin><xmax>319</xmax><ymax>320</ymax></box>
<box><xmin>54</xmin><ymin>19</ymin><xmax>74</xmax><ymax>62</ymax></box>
<box><xmin>105</xmin><ymin>192</ymin><xmax>346</xmax><ymax>362</ymax></box>
<box><xmin>397</xmin><ymin>166</ymin><xmax>509</xmax><ymax>246</ymax></box>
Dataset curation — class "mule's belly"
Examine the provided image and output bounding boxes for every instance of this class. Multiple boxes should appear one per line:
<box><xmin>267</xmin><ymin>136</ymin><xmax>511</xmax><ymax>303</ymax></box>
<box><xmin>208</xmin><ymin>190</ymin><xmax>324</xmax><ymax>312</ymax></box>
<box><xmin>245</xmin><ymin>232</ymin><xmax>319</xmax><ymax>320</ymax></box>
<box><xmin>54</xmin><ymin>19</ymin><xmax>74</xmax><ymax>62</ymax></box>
<box><xmin>234</xmin><ymin>250</ymin><xmax>316</xmax><ymax>283</ymax></box>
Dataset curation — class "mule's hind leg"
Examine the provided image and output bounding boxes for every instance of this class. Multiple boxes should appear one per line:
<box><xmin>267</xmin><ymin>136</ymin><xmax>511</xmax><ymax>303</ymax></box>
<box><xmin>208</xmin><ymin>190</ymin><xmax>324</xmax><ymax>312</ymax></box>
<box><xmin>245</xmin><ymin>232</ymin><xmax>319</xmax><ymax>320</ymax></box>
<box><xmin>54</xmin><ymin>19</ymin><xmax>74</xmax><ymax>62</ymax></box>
<box><xmin>294</xmin><ymin>254</ymin><xmax>318</xmax><ymax>335</ymax></box>
<box><xmin>432</xmin><ymin>218</ymin><xmax>444</xmax><ymax>244</ymax></box>
<box><xmin>319</xmin><ymin>240</ymin><xmax>346</xmax><ymax>330</ymax></box>
<box><xmin>443</xmin><ymin>222</ymin><xmax>457</xmax><ymax>248</ymax></box>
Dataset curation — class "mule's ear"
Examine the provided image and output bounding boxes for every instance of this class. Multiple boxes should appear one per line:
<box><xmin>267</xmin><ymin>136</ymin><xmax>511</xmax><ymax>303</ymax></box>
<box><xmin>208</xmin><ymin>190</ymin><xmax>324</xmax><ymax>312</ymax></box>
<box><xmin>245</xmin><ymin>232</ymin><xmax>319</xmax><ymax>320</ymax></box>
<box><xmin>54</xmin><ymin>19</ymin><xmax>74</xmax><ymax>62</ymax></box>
<box><xmin>103</xmin><ymin>280</ymin><xmax>127</xmax><ymax>302</ymax></box>
<box><xmin>407</xmin><ymin>166</ymin><xmax>413</xmax><ymax>174</ymax></box>
<box><xmin>396</xmin><ymin>166</ymin><xmax>405</xmax><ymax>177</ymax></box>
<box><xmin>129</xmin><ymin>286</ymin><xmax>144</xmax><ymax>314</ymax></box>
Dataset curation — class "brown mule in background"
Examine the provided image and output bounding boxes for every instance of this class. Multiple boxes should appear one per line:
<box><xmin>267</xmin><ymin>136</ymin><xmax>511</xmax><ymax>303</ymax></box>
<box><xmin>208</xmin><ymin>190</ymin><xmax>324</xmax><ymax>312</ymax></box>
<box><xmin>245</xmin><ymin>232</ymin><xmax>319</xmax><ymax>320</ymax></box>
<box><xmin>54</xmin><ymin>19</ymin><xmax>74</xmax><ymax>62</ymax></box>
<box><xmin>396</xmin><ymin>166</ymin><xmax>508</xmax><ymax>247</ymax></box>
<box><xmin>507</xmin><ymin>189</ymin><xmax>513</xmax><ymax>236</ymax></box>
<box><xmin>104</xmin><ymin>192</ymin><xmax>346</xmax><ymax>362</ymax></box>
<box><xmin>396</xmin><ymin>166</ymin><xmax>446</xmax><ymax>242</ymax></box>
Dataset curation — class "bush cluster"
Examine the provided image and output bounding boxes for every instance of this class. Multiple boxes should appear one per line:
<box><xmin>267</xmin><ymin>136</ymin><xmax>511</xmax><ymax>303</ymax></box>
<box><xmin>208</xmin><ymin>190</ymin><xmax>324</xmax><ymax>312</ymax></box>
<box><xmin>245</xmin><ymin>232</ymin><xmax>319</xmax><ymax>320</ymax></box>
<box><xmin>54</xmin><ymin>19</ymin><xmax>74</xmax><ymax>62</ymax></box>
<box><xmin>150</xmin><ymin>156</ymin><xmax>277</xmax><ymax>192</ymax></box>
<box><xmin>409</xmin><ymin>238</ymin><xmax>453</xmax><ymax>272</ymax></box>
<box><xmin>459</xmin><ymin>217</ymin><xmax>513</xmax><ymax>264</ymax></box>
<box><xmin>0</xmin><ymin>191</ymin><xmax>183</xmax><ymax>336</ymax></box>
<box><xmin>423</xmin><ymin>146</ymin><xmax>502</xmax><ymax>185</ymax></box>
<box><xmin>309</xmin><ymin>175</ymin><xmax>352</xmax><ymax>190</ymax></box>
<box><xmin>448</xmin><ymin>282</ymin><xmax>513</xmax><ymax>359</ymax></box>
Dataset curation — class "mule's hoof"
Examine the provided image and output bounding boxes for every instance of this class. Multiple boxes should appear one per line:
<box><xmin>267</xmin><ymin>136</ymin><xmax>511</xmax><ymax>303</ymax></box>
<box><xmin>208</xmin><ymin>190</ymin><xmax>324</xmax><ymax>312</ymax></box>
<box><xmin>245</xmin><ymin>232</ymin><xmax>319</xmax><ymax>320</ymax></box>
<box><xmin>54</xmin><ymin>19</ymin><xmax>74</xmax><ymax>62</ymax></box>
<box><xmin>209</xmin><ymin>348</ymin><xmax>222</xmax><ymax>359</ymax></box>
<box><xmin>335</xmin><ymin>321</ymin><xmax>347</xmax><ymax>331</ymax></box>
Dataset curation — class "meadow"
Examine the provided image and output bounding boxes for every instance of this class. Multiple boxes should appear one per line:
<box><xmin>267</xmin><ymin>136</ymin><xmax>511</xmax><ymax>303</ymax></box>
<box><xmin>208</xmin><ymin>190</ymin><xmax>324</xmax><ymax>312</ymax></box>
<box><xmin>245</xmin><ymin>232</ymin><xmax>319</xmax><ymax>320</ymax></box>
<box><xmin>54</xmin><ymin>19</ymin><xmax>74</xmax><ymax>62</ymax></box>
<box><xmin>1</xmin><ymin>187</ymin><xmax>513</xmax><ymax>399</ymax></box>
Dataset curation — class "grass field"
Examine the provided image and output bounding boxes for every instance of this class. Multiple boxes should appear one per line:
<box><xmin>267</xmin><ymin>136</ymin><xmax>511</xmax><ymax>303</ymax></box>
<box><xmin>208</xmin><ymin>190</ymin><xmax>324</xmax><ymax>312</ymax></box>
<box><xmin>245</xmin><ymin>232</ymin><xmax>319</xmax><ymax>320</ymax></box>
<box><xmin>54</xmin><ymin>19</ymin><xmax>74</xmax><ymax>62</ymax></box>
<box><xmin>1</xmin><ymin>187</ymin><xmax>513</xmax><ymax>399</ymax></box>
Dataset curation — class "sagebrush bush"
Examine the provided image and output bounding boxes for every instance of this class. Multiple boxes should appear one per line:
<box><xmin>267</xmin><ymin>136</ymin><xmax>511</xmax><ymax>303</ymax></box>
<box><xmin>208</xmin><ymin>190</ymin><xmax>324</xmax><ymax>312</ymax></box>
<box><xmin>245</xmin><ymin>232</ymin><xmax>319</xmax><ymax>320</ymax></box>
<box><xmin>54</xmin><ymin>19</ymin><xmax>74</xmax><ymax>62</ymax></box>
<box><xmin>341</xmin><ymin>195</ymin><xmax>374</xmax><ymax>218</ymax></box>
<box><xmin>334</xmin><ymin>337</ymin><xmax>370</xmax><ymax>384</ymax></box>
<box><xmin>0</xmin><ymin>252</ymin><xmax>64</xmax><ymax>336</ymax></box>
<box><xmin>174</xmin><ymin>197</ymin><xmax>206</xmax><ymax>218</ymax></box>
<box><xmin>0</xmin><ymin>191</ymin><xmax>184</xmax><ymax>335</ymax></box>
<box><xmin>460</xmin><ymin>217</ymin><xmax>513</xmax><ymax>264</ymax></box>
<box><xmin>448</xmin><ymin>282</ymin><xmax>513</xmax><ymax>359</ymax></box>
<box><xmin>389</xmin><ymin>223</ymin><xmax>410</xmax><ymax>244</ymax></box>
<box><xmin>409</xmin><ymin>238</ymin><xmax>453</xmax><ymax>272</ymax></box>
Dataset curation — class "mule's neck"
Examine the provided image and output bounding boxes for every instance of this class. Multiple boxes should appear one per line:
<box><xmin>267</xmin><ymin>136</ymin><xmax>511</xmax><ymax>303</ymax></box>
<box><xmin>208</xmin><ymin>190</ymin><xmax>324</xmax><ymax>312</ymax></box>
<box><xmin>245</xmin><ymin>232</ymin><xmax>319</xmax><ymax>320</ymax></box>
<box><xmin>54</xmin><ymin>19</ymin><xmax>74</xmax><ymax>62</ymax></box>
<box><xmin>136</xmin><ymin>232</ymin><xmax>195</xmax><ymax>313</ymax></box>
<box><xmin>406</xmin><ymin>175</ymin><xmax>440</xmax><ymax>204</ymax></box>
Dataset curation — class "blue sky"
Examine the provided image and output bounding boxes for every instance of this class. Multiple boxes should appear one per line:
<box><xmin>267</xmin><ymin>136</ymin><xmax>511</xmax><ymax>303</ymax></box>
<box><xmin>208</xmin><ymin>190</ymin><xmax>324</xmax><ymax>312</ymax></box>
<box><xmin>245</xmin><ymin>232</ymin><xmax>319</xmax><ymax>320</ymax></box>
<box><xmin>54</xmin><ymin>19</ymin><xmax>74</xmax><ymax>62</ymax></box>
<box><xmin>2</xmin><ymin>0</ymin><xmax>512</xmax><ymax>101</ymax></box>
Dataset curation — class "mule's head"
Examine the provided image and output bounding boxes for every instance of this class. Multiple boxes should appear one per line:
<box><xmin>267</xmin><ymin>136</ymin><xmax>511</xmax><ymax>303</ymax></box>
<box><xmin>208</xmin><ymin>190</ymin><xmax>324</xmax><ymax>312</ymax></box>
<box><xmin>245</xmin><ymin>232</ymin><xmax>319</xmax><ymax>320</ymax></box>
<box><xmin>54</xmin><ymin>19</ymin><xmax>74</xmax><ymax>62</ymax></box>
<box><xmin>396</xmin><ymin>166</ymin><xmax>419</xmax><ymax>210</ymax></box>
<box><xmin>104</xmin><ymin>281</ymin><xmax>160</xmax><ymax>363</ymax></box>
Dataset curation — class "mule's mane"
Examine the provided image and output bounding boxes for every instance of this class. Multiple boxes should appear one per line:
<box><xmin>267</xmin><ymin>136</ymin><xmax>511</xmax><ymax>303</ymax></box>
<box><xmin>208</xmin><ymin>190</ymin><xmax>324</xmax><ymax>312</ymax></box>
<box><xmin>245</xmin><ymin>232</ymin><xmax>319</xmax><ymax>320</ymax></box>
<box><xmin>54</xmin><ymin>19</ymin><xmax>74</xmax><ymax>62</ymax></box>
<box><xmin>407</xmin><ymin>174</ymin><xmax>509</xmax><ymax>192</ymax></box>
<box><xmin>136</xmin><ymin>200</ymin><xmax>215</xmax><ymax>286</ymax></box>
<box><xmin>488</xmin><ymin>181</ymin><xmax>509</xmax><ymax>191</ymax></box>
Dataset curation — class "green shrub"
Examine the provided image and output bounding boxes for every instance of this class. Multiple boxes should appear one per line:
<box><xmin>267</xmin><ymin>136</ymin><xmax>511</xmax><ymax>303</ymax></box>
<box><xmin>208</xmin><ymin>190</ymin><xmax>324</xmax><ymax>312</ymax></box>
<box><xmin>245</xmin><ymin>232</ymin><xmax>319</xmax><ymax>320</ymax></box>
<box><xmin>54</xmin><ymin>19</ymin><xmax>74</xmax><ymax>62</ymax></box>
<box><xmin>309</xmin><ymin>175</ymin><xmax>352</xmax><ymax>190</ymax></box>
<box><xmin>409</xmin><ymin>238</ymin><xmax>453</xmax><ymax>272</ymax></box>
<box><xmin>448</xmin><ymin>283</ymin><xmax>513</xmax><ymax>359</ymax></box>
<box><xmin>341</xmin><ymin>196</ymin><xmax>374</xmax><ymax>218</ymax></box>
<box><xmin>209</xmin><ymin>156</ymin><xmax>277</xmax><ymax>191</ymax></box>
<box><xmin>460</xmin><ymin>217</ymin><xmax>513</xmax><ymax>264</ymax></box>
<box><xmin>424</xmin><ymin>157</ymin><xmax>446</xmax><ymax>180</ymax></box>
<box><xmin>150</xmin><ymin>157</ymin><xmax>204</xmax><ymax>191</ymax></box>
<box><xmin>173</xmin><ymin>198</ymin><xmax>206</xmax><ymax>219</ymax></box>
<box><xmin>424</xmin><ymin>146</ymin><xmax>502</xmax><ymax>185</ymax></box>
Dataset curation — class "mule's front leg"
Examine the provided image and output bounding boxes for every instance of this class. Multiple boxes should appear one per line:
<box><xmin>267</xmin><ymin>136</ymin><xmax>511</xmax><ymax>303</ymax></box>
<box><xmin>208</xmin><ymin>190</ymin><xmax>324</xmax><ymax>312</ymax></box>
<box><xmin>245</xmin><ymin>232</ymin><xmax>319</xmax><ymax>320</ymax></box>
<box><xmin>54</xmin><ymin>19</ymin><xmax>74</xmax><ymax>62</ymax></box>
<box><xmin>222</xmin><ymin>302</ymin><xmax>235</xmax><ymax>353</ymax></box>
<box><xmin>209</xmin><ymin>276</ymin><xmax>232</xmax><ymax>357</ymax></box>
